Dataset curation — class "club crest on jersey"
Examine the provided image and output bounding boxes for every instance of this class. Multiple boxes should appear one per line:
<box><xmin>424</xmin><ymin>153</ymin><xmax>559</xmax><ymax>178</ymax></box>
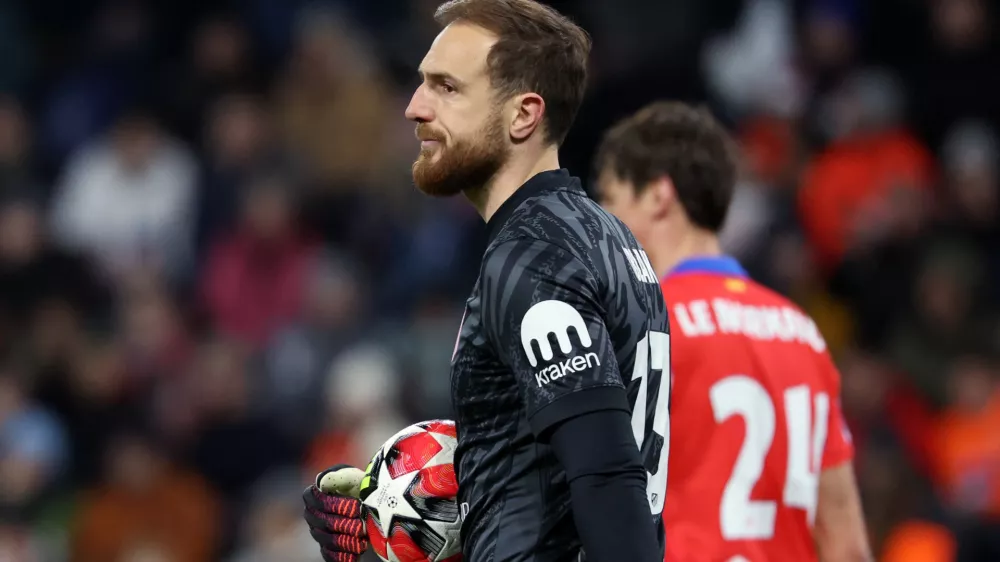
<box><xmin>519</xmin><ymin>300</ymin><xmax>601</xmax><ymax>387</ymax></box>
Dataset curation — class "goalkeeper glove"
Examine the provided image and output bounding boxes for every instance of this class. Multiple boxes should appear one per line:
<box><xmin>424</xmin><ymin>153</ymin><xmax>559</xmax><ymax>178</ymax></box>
<box><xmin>303</xmin><ymin>464</ymin><xmax>371</xmax><ymax>562</ymax></box>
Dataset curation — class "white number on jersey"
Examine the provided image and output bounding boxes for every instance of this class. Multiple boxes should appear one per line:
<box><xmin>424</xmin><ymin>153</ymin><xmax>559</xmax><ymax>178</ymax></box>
<box><xmin>709</xmin><ymin>376</ymin><xmax>830</xmax><ymax>540</ymax></box>
<box><xmin>629</xmin><ymin>330</ymin><xmax>671</xmax><ymax>513</ymax></box>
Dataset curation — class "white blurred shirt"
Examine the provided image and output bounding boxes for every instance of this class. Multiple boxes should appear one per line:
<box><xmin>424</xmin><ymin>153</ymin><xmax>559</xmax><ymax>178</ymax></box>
<box><xmin>50</xmin><ymin>137</ymin><xmax>197</xmax><ymax>283</ymax></box>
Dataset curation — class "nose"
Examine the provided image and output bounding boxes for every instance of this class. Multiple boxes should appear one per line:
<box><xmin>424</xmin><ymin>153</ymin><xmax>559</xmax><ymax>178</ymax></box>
<box><xmin>405</xmin><ymin>84</ymin><xmax>433</xmax><ymax>123</ymax></box>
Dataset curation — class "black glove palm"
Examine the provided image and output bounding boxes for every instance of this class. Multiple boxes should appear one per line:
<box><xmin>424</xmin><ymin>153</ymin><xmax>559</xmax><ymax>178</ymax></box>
<box><xmin>303</xmin><ymin>465</ymin><xmax>370</xmax><ymax>562</ymax></box>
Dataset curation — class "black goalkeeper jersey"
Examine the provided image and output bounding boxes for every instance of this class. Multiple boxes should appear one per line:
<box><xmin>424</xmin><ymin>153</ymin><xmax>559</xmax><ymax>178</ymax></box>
<box><xmin>451</xmin><ymin>169</ymin><xmax>671</xmax><ymax>561</ymax></box>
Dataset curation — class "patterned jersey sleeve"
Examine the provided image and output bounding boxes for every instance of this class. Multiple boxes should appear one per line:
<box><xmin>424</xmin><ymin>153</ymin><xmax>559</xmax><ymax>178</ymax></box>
<box><xmin>481</xmin><ymin>237</ymin><xmax>629</xmax><ymax>436</ymax></box>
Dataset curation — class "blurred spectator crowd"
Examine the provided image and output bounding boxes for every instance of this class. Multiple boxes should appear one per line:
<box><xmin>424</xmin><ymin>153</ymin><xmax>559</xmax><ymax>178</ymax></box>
<box><xmin>0</xmin><ymin>0</ymin><xmax>996</xmax><ymax>560</ymax></box>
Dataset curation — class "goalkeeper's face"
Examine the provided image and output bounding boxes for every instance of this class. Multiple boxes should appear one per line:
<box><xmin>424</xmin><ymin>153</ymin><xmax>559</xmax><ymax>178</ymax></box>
<box><xmin>406</xmin><ymin>23</ymin><xmax>511</xmax><ymax>198</ymax></box>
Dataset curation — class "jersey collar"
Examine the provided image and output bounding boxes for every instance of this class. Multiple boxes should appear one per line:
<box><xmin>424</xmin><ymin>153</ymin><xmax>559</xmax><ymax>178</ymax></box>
<box><xmin>664</xmin><ymin>255</ymin><xmax>748</xmax><ymax>279</ymax></box>
<box><xmin>486</xmin><ymin>169</ymin><xmax>584</xmax><ymax>241</ymax></box>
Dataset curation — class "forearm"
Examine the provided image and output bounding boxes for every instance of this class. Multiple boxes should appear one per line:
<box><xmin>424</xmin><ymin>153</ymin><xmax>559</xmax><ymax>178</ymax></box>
<box><xmin>815</xmin><ymin>463</ymin><xmax>873</xmax><ymax>562</ymax></box>
<box><xmin>816</xmin><ymin>525</ymin><xmax>873</xmax><ymax>562</ymax></box>
<box><xmin>549</xmin><ymin>408</ymin><xmax>661</xmax><ymax>562</ymax></box>
<box><xmin>817</xmin><ymin>544</ymin><xmax>874</xmax><ymax>562</ymax></box>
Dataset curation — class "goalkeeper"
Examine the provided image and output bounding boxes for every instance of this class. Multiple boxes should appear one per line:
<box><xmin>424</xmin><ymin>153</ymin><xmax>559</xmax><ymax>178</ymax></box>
<box><xmin>304</xmin><ymin>0</ymin><xmax>671</xmax><ymax>561</ymax></box>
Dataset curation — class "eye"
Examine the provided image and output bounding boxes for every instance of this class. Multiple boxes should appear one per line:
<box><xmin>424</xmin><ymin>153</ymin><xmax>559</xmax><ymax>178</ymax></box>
<box><xmin>440</xmin><ymin>83</ymin><xmax>457</xmax><ymax>94</ymax></box>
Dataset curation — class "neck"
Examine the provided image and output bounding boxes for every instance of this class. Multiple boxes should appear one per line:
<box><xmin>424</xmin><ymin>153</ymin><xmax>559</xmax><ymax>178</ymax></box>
<box><xmin>648</xmin><ymin>220</ymin><xmax>722</xmax><ymax>278</ymax></box>
<box><xmin>465</xmin><ymin>146</ymin><xmax>560</xmax><ymax>222</ymax></box>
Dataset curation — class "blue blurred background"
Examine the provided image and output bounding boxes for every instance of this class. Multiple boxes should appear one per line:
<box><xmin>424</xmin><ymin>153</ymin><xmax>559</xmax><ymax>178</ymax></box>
<box><xmin>0</xmin><ymin>0</ymin><xmax>997</xmax><ymax>560</ymax></box>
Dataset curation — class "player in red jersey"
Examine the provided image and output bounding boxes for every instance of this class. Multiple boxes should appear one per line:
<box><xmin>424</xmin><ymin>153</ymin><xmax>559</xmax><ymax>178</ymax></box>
<box><xmin>594</xmin><ymin>101</ymin><xmax>873</xmax><ymax>562</ymax></box>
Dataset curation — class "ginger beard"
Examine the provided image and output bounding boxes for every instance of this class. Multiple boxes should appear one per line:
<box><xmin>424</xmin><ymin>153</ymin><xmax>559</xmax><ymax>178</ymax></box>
<box><xmin>412</xmin><ymin>108</ymin><xmax>510</xmax><ymax>197</ymax></box>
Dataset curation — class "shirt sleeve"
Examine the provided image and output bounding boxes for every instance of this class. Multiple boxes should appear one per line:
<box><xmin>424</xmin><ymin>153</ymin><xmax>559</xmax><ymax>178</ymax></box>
<box><xmin>480</xmin><ymin>237</ymin><xmax>629</xmax><ymax>436</ymax></box>
<box><xmin>822</xmin><ymin>361</ymin><xmax>855</xmax><ymax>469</ymax></box>
<box><xmin>549</xmin><ymin>409</ymin><xmax>664</xmax><ymax>562</ymax></box>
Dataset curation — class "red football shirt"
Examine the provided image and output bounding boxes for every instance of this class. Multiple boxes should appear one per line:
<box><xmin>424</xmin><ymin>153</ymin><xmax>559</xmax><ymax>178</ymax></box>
<box><xmin>660</xmin><ymin>257</ymin><xmax>854</xmax><ymax>562</ymax></box>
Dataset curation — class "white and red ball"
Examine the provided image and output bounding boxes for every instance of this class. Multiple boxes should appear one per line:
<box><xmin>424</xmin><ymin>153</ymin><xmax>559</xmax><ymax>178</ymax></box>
<box><xmin>362</xmin><ymin>419</ymin><xmax>462</xmax><ymax>562</ymax></box>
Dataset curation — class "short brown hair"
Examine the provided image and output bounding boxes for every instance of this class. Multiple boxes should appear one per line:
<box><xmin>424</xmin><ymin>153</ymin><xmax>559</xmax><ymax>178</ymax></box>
<box><xmin>594</xmin><ymin>101</ymin><xmax>738</xmax><ymax>232</ymax></box>
<box><xmin>435</xmin><ymin>0</ymin><xmax>591</xmax><ymax>146</ymax></box>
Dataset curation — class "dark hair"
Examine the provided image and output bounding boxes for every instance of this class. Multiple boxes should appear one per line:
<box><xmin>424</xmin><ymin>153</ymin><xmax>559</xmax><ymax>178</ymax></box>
<box><xmin>434</xmin><ymin>0</ymin><xmax>591</xmax><ymax>146</ymax></box>
<box><xmin>594</xmin><ymin>101</ymin><xmax>737</xmax><ymax>232</ymax></box>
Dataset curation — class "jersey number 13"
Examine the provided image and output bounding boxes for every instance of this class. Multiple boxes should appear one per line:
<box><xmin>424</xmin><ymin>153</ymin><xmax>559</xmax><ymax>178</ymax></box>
<box><xmin>629</xmin><ymin>330</ymin><xmax>671</xmax><ymax>514</ymax></box>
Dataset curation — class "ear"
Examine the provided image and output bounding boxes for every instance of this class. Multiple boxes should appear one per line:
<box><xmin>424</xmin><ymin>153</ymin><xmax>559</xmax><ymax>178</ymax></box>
<box><xmin>509</xmin><ymin>93</ymin><xmax>545</xmax><ymax>141</ymax></box>
<box><xmin>642</xmin><ymin>177</ymin><xmax>677</xmax><ymax>220</ymax></box>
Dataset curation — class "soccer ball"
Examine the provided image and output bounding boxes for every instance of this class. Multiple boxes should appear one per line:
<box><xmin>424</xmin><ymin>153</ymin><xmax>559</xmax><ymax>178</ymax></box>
<box><xmin>361</xmin><ymin>419</ymin><xmax>463</xmax><ymax>562</ymax></box>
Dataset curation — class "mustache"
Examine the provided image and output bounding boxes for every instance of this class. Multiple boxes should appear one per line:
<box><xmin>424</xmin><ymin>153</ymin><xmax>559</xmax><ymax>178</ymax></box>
<box><xmin>415</xmin><ymin>124</ymin><xmax>446</xmax><ymax>142</ymax></box>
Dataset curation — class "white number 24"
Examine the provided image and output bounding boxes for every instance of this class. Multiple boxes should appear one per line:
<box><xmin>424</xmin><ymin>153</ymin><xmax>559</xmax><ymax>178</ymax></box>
<box><xmin>709</xmin><ymin>376</ymin><xmax>830</xmax><ymax>540</ymax></box>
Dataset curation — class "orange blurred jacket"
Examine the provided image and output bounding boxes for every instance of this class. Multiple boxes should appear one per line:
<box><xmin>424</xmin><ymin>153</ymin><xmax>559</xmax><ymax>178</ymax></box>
<box><xmin>929</xmin><ymin>391</ymin><xmax>1000</xmax><ymax>517</ymax></box>
<box><xmin>880</xmin><ymin>520</ymin><xmax>956</xmax><ymax>562</ymax></box>
<box><xmin>71</xmin><ymin>468</ymin><xmax>220</xmax><ymax>562</ymax></box>
<box><xmin>798</xmin><ymin>130</ymin><xmax>934</xmax><ymax>269</ymax></box>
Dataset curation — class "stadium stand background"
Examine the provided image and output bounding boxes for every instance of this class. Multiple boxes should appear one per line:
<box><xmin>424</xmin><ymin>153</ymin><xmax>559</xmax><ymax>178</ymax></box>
<box><xmin>0</xmin><ymin>0</ymin><xmax>996</xmax><ymax>560</ymax></box>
